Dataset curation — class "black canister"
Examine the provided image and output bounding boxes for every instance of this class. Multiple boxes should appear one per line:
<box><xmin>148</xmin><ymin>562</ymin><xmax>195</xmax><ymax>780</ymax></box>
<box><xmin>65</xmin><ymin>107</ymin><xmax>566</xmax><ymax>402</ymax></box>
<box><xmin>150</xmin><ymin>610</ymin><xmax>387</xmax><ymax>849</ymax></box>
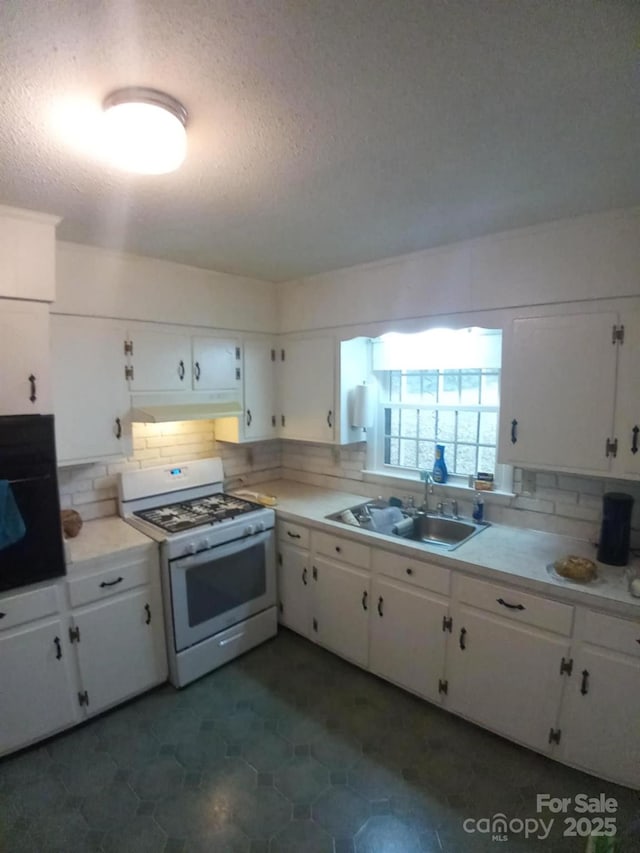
<box><xmin>597</xmin><ymin>492</ymin><xmax>634</xmax><ymax>566</ymax></box>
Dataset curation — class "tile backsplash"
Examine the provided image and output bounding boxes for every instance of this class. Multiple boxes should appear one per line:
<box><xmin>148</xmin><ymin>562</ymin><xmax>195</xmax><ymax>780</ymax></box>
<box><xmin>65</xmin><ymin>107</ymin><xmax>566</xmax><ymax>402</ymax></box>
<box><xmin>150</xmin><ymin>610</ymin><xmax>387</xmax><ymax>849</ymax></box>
<box><xmin>60</xmin><ymin>431</ymin><xmax>640</xmax><ymax>548</ymax></box>
<box><xmin>58</xmin><ymin>421</ymin><xmax>282</xmax><ymax>521</ymax></box>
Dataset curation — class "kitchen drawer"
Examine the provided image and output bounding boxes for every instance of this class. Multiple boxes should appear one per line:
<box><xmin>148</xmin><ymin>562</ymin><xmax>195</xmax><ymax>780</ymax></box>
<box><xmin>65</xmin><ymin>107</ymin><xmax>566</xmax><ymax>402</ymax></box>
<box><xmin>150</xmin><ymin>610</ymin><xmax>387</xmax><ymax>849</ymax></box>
<box><xmin>454</xmin><ymin>575</ymin><xmax>574</xmax><ymax>636</ymax></box>
<box><xmin>0</xmin><ymin>584</ymin><xmax>59</xmax><ymax>631</ymax></box>
<box><xmin>372</xmin><ymin>549</ymin><xmax>450</xmax><ymax>596</ymax></box>
<box><xmin>68</xmin><ymin>557</ymin><xmax>152</xmax><ymax>608</ymax></box>
<box><xmin>278</xmin><ymin>521</ymin><xmax>310</xmax><ymax>550</ymax></box>
<box><xmin>582</xmin><ymin>609</ymin><xmax>640</xmax><ymax>657</ymax></box>
<box><xmin>313</xmin><ymin>531</ymin><xmax>370</xmax><ymax>569</ymax></box>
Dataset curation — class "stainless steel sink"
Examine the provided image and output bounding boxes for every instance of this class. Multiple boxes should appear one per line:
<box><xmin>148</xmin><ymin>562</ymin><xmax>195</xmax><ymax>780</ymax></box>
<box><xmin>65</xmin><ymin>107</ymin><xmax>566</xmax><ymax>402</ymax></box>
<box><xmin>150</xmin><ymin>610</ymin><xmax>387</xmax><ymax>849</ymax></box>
<box><xmin>399</xmin><ymin>513</ymin><xmax>487</xmax><ymax>549</ymax></box>
<box><xmin>325</xmin><ymin>503</ymin><xmax>489</xmax><ymax>551</ymax></box>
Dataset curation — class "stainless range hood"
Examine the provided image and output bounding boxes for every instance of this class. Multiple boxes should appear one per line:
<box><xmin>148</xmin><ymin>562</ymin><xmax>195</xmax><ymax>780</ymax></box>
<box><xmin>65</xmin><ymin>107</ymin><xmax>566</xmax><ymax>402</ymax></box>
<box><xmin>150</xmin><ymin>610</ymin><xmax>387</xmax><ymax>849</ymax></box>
<box><xmin>130</xmin><ymin>391</ymin><xmax>242</xmax><ymax>424</ymax></box>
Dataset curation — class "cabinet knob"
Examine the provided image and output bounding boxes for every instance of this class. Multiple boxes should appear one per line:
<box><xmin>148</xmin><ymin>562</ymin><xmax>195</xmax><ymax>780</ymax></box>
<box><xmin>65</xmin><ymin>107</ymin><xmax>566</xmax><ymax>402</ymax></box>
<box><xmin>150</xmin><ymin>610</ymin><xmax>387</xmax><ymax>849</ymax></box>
<box><xmin>335</xmin><ymin>545</ymin><xmax>341</xmax><ymax>553</ymax></box>
<box><xmin>406</xmin><ymin>567</ymin><xmax>413</xmax><ymax>575</ymax></box>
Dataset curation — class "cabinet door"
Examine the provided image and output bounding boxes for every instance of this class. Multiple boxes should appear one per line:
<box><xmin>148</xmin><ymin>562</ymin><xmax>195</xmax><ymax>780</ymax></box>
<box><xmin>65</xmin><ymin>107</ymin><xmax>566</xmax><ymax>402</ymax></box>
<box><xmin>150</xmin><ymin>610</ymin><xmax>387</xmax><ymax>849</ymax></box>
<box><xmin>243</xmin><ymin>339</ymin><xmax>276</xmax><ymax>440</ymax></box>
<box><xmin>277</xmin><ymin>543</ymin><xmax>312</xmax><ymax>637</ymax></box>
<box><xmin>51</xmin><ymin>316</ymin><xmax>131</xmax><ymax>464</ymax></box>
<box><xmin>370</xmin><ymin>577</ymin><xmax>448</xmax><ymax>703</ymax></box>
<box><xmin>559</xmin><ymin>646</ymin><xmax>640</xmax><ymax>788</ymax></box>
<box><xmin>312</xmin><ymin>557</ymin><xmax>369</xmax><ymax>667</ymax></box>
<box><xmin>128</xmin><ymin>326</ymin><xmax>191</xmax><ymax>391</ymax></box>
<box><xmin>0</xmin><ymin>619</ymin><xmax>77</xmax><ymax>755</ymax></box>
<box><xmin>499</xmin><ymin>313</ymin><xmax>617</xmax><ymax>472</ymax></box>
<box><xmin>0</xmin><ymin>300</ymin><xmax>51</xmax><ymax>414</ymax></box>
<box><xmin>447</xmin><ymin>605</ymin><xmax>569</xmax><ymax>753</ymax></box>
<box><xmin>192</xmin><ymin>337</ymin><xmax>240</xmax><ymax>391</ymax></box>
<box><xmin>612</xmin><ymin>310</ymin><xmax>640</xmax><ymax>477</ymax></box>
<box><xmin>73</xmin><ymin>587</ymin><xmax>167</xmax><ymax>716</ymax></box>
<box><xmin>279</xmin><ymin>338</ymin><xmax>335</xmax><ymax>442</ymax></box>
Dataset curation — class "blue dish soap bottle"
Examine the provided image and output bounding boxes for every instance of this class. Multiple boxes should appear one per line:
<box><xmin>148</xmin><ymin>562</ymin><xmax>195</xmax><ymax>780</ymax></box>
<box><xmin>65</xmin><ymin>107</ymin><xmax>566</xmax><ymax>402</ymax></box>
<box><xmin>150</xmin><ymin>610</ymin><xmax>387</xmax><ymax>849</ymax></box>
<box><xmin>432</xmin><ymin>444</ymin><xmax>448</xmax><ymax>484</ymax></box>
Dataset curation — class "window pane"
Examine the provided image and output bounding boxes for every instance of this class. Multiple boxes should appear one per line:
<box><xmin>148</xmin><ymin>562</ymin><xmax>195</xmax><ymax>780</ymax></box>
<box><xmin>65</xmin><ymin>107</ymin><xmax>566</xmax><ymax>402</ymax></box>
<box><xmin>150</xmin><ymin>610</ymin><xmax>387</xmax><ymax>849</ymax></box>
<box><xmin>422</xmin><ymin>372</ymin><xmax>438</xmax><ymax>403</ymax></box>
<box><xmin>400</xmin><ymin>409</ymin><xmax>418</xmax><ymax>438</ymax></box>
<box><xmin>390</xmin><ymin>372</ymin><xmax>401</xmax><ymax>403</ymax></box>
<box><xmin>418</xmin><ymin>441</ymin><xmax>435</xmax><ymax>470</ymax></box>
<box><xmin>460</xmin><ymin>373</ymin><xmax>480</xmax><ymax>404</ymax></box>
<box><xmin>481</xmin><ymin>373</ymin><xmax>500</xmax><ymax>405</ymax></box>
<box><xmin>478</xmin><ymin>445</ymin><xmax>496</xmax><ymax>473</ymax></box>
<box><xmin>418</xmin><ymin>409</ymin><xmax>436</xmax><ymax>440</ymax></box>
<box><xmin>387</xmin><ymin>438</ymin><xmax>399</xmax><ymax>465</ymax></box>
<box><xmin>457</xmin><ymin>411</ymin><xmax>478</xmax><ymax>443</ymax></box>
<box><xmin>439</xmin><ymin>371</ymin><xmax>459</xmax><ymax>404</ymax></box>
<box><xmin>389</xmin><ymin>409</ymin><xmax>400</xmax><ymax>436</ymax></box>
<box><xmin>455</xmin><ymin>444</ymin><xmax>477</xmax><ymax>476</ymax></box>
<box><xmin>399</xmin><ymin>439</ymin><xmax>417</xmax><ymax>468</ymax></box>
<box><xmin>479</xmin><ymin>411</ymin><xmax>497</xmax><ymax>445</ymax></box>
<box><xmin>402</xmin><ymin>373</ymin><xmax>422</xmax><ymax>402</ymax></box>
<box><xmin>436</xmin><ymin>410</ymin><xmax>456</xmax><ymax>442</ymax></box>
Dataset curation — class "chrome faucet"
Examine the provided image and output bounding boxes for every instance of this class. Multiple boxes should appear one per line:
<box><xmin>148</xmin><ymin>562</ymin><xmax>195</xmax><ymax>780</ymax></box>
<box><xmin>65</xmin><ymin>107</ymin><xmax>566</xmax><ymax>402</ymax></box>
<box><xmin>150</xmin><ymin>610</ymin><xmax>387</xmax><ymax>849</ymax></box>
<box><xmin>421</xmin><ymin>471</ymin><xmax>434</xmax><ymax>512</ymax></box>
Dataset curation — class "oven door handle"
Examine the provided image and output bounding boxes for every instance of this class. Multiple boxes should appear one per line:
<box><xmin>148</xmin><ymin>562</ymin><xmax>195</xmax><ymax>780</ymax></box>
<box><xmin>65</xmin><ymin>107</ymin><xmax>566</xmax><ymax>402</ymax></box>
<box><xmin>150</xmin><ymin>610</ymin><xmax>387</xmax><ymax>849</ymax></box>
<box><xmin>169</xmin><ymin>528</ymin><xmax>274</xmax><ymax>569</ymax></box>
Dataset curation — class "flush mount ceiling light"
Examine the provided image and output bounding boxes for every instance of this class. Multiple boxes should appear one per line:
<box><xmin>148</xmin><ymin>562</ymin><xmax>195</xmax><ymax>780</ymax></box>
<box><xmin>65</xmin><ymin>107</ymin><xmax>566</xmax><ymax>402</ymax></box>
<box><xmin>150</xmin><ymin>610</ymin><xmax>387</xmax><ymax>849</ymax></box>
<box><xmin>102</xmin><ymin>87</ymin><xmax>188</xmax><ymax>175</ymax></box>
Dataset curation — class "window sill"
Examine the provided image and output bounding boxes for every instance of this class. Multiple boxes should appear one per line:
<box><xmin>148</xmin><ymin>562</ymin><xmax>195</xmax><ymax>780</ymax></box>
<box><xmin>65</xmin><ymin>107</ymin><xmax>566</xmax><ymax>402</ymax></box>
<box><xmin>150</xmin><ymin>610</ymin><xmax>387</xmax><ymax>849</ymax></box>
<box><xmin>361</xmin><ymin>469</ymin><xmax>515</xmax><ymax>505</ymax></box>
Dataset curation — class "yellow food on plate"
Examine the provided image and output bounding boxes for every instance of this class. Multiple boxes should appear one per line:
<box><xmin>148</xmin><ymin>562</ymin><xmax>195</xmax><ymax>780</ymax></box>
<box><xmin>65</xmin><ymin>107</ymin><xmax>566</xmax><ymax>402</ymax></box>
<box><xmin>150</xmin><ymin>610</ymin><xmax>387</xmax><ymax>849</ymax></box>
<box><xmin>554</xmin><ymin>555</ymin><xmax>597</xmax><ymax>581</ymax></box>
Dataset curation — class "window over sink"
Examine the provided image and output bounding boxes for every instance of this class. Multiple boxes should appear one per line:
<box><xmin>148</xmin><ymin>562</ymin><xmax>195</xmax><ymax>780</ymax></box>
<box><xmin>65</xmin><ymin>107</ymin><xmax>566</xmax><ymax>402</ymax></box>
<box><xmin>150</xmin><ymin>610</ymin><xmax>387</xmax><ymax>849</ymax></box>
<box><xmin>367</xmin><ymin>327</ymin><xmax>509</xmax><ymax>490</ymax></box>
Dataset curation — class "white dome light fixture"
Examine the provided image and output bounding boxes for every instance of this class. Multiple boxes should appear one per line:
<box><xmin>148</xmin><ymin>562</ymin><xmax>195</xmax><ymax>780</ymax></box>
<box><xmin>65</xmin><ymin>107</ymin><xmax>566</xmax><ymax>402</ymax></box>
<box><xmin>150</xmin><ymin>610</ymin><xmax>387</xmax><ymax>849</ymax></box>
<box><xmin>102</xmin><ymin>87</ymin><xmax>188</xmax><ymax>175</ymax></box>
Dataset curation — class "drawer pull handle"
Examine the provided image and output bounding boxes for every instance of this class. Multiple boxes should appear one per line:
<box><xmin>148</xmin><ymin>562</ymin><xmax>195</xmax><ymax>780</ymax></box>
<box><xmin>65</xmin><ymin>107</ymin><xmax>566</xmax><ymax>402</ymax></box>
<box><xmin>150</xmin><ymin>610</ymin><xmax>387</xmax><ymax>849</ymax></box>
<box><xmin>115</xmin><ymin>417</ymin><xmax>122</xmax><ymax>439</ymax></box>
<box><xmin>362</xmin><ymin>590</ymin><xmax>368</xmax><ymax>611</ymax></box>
<box><xmin>327</xmin><ymin>410</ymin><xmax>333</xmax><ymax>428</ymax></box>
<box><xmin>580</xmin><ymin>669</ymin><xmax>589</xmax><ymax>696</ymax></box>
<box><xmin>54</xmin><ymin>637</ymin><xmax>62</xmax><ymax>660</ymax></box>
<box><xmin>497</xmin><ymin>598</ymin><xmax>525</xmax><ymax>611</ymax></box>
<box><xmin>459</xmin><ymin>627</ymin><xmax>467</xmax><ymax>650</ymax></box>
<box><xmin>406</xmin><ymin>567</ymin><xmax>413</xmax><ymax>575</ymax></box>
<box><xmin>178</xmin><ymin>360</ymin><xmax>185</xmax><ymax>380</ymax></box>
<box><xmin>29</xmin><ymin>374</ymin><xmax>37</xmax><ymax>403</ymax></box>
<box><xmin>145</xmin><ymin>603</ymin><xmax>151</xmax><ymax>624</ymax></box>
<box><xmin>219</xmin><ymin>631</ymin><xmax>244</xmax><ymax>647</ymax></box>
<box><xmin>510</xmin><ymin>419</ymin><xmax>518</xmax><ymax>444</ymax></box>
<box><xmin>335</xmin><ymin>546</ymin><xmax>341</xmax><ymax>553</ymax></box>
<box><xmin>194</xmin><ymin>361</ymin><xmax>201</xmax><ymax>381</ymax></box>
<box><xmin>287</xmin><ymin>531</ymin><xmax>301</xmax><ymax>539</ymax></box>
<box><xmin>100</xmin><ymin>576</ymin><xmax>123</xmax><ymax>588</ymax></box>
<box><xmin>632</xmin><ymin>425</ymin><xmax>639</xmax><ymax>455</ymax></box>
<box><xmin>377</xmin><ymin>596</ymin><xmax>384</xmax><ymax>617</ymax></box>
<box><xmin>302</xmin><ymin>567</ymin><xmax>308</xmax><ymax>586</ymax></box>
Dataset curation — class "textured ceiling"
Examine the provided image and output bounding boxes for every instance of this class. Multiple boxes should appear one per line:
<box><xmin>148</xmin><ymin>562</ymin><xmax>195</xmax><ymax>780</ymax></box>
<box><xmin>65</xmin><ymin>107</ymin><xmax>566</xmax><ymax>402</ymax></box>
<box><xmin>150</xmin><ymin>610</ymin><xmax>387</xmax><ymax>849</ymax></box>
<box><xmin>1</xmin><ymin>1</ymin><xmax>639</xmax><ymax>282</ymax></box>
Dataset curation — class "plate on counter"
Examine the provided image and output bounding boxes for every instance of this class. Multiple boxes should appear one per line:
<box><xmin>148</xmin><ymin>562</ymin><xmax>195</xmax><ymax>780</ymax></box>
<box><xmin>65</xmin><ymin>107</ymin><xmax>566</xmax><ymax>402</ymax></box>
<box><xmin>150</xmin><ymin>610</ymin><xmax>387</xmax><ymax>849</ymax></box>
<box><xmin>545</xmin><ymin>562</ymin><xmax>602</xmax><ymax>586</ymax></box>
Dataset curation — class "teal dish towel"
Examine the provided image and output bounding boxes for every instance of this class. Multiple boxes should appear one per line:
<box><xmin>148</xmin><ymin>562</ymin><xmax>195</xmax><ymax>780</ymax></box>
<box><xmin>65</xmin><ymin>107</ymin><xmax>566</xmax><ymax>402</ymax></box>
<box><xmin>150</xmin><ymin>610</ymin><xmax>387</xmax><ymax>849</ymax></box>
<box><xmin>0</xmin><ymin>481</ymin><xmax>26</xmax><ymax>550</ymax></box>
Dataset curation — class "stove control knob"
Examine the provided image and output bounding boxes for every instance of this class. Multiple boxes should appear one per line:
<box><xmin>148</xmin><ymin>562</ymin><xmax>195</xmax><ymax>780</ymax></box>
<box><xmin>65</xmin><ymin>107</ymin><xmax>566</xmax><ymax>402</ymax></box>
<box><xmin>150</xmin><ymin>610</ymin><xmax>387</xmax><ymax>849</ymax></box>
<box><xmin>185</xmin><ymin>542</ymin><xmax>197</xmax><ymax>555</ymax></box>
<box><xmin>256</xmin><ymin>521</ymin><xmax>265</xmax><ymax>533</ymax></box>
<box><xmin>199</xmin><ymin>538</ymin><xmax>210</xmax><ymax>551</ymax></box>
<box><xmin>244</xmin><ymin>524</ymin><xmax>256</xmax><ymax>536</ymax></box>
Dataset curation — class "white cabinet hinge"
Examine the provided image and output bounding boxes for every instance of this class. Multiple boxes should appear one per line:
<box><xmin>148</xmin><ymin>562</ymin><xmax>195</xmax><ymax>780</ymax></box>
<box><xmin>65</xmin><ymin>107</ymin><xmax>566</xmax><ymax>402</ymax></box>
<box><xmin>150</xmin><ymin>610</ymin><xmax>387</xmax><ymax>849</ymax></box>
<box><xmin>235</xmin><ymin>346</ymin><xmax>241</xmax><ymax>360</ymax></box>
<box><xmin>438</xmin><ymin>679</ymin><xmax>448</xmax><ymax>695</ymax></box>
<box><xmin>612</xmin><ymin>324</ymin><xmax>625</xmax><ymax>344</ymax></box>
<box><xmin>271</xmin><ymin>349</ymin><xmax>276</xmax><ymax>362</ymax></box>
<box><xmin>548</xmin><ymin>728</ymin><xmax>562</xmax><ymax>745</ymax></box>
<box><xmin>605</xmin><ymin>437</ymin><xmax>618</xmax><ymax>458</ymax></box>
<box><xmin>442</xmin><ymin>616</ymin><xmax>453</xmax><ymax>633</ymax></box>
<box><xmin>280</xmin><ymin>349</ymin><xmax>285</xmax><ymax>361</ymax></box>
<box><xmin>125</xmin><ymin>366</ymin><xmax>134</xmax><ymax>381</ymax></box>
<box><xmin>68</xmin><ymin>626</ymin><xmax>80</xmax><ymax>644</ymax></box>
<box><xmin>124</xmin><ymin>340</ymin><xmax>133</xmax><ymax>356</ymax></box>
<box><xmin>559</xmin><ymin>657</ymin><xmax>573</xmax><ymax>676</ymax></box>
<box><xmin>78</xmin><ymin>690</ymin><xmax>89</xmax><ymax>707</ymax></box>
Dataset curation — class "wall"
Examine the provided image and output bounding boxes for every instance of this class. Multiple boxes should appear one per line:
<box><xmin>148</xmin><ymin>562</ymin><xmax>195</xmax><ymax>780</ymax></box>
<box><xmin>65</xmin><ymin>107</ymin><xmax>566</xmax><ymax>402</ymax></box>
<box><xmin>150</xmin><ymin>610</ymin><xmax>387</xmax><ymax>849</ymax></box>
<box><xmin>59</xmin><ymin>423</ymin><xmax>281</xmax><ymax>521</ymax></box>
<box><xmin>55</xmin><ymin>241</ymin><xmax>278</xmax><ymax>333</ymax></box>
<box><xmin>280</xmin><ymin>441</ymin><xmax>640</xmax><ymax>546</ymax></box>
<box><xmin>277</xmin><ymin>207</ymin><xmax>640</xmax><ymax>334</ymax></box>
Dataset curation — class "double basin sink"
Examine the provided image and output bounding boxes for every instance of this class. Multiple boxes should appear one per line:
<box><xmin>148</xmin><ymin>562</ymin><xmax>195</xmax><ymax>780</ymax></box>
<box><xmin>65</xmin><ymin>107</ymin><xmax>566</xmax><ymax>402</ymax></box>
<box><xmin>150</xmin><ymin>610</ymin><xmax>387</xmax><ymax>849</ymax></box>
<box><xmin>326</xmin><ymin>501</ymin><xmax>489</xmax><ymax>551</ymax></box>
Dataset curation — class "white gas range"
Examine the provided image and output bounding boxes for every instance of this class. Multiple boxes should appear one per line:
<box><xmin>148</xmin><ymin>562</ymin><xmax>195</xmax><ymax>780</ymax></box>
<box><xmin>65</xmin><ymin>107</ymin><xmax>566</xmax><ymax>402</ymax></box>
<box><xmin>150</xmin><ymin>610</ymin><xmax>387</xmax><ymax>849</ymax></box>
<box><xmin>118</xmin><ymin>458</ymin><xmax>277</xmax><ymax>687</ymax></box>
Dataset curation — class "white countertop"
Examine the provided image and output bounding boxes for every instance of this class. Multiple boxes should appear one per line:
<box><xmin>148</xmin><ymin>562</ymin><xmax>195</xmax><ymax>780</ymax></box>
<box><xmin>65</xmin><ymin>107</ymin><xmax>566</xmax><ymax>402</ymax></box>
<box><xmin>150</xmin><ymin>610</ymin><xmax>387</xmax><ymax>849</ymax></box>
<box><xmin>257</xmin><ymin>479</ymin><xmax>640</xmax><ymax>618</ymax></box>
<box><xmin>65</xmin><ymin>517</ymin><xmax>156</xmax><ymax>568</ymax></box>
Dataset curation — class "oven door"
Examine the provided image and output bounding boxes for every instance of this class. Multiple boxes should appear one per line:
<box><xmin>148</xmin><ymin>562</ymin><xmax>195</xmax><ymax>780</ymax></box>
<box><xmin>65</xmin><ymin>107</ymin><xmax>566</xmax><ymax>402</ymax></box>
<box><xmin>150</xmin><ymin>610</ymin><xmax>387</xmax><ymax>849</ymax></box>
<box><xmin>169</xmin><ymin>529</ymin><xmax>276</xmax><ymax>652</ymax></box>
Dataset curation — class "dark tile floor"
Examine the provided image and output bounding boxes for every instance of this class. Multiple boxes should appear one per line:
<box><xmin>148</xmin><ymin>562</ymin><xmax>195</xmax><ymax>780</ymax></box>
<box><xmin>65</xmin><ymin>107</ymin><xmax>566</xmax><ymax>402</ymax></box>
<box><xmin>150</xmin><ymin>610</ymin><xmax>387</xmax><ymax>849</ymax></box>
<box><xmin>1</xmin><ymin>629</ymin><xmax>639</xmax><ymax>853</ymax></box>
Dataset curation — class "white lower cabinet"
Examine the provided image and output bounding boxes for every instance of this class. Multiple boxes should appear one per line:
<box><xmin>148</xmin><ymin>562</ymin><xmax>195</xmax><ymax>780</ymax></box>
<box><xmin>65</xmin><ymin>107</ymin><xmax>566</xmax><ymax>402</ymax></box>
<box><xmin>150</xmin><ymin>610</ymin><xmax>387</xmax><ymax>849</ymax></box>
<box><xmin>312</xmin><ymin>556</ymin><xmax>370</xmax><ymax>668</ymax></box>
<box><xmin>0</xmin><ymin>616</ymin><xmax>78</xmax><ymax>755</ymax></box>
<box><xmin>277</xmin><ymin>542</ymin><xmax>312</xmax><ymax>638</ymax></box>
<box><xmin>0</xmin><ymin>546</ymin><xmax>167</xmax><ymax>757</ymax></box>
<box><xmin>72</xmin><ymin>587</ymin><xmax>166</xmax><ymax>716</ymax></box>
<box><xmin>558</xmin><ymin>610</ymin><xmax>640</xmax><ymax>788</ymax></box>
<box><xmin>446</xmin><ymin>605</ymin><xmax>570</xmax><ymax>753</ymax></box>
<box><xmin>369</xmin><ymin>576</ymin><xmax>448</xmax><ymax>703</ymax></box>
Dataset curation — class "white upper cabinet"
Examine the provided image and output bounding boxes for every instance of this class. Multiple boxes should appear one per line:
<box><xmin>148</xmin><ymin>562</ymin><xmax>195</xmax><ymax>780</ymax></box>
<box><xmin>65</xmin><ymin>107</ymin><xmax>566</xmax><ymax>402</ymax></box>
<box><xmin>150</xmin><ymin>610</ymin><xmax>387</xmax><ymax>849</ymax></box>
<box><xmin>215</xmin><ymin>338</ymin><xmax>276</xmax><ymax>443</ymax></box>
<box><xmin>0</xmin><ymin>300</ymin><xmax>52</xmax><ymax>415</ymax></box>
<box><xmin>611</xmin><ymin>310</ymin><xmax>640</xmax><ymax>478</ymax></box>
<box><xmin>51</xmin><ymin>315</ymin><xmax>131</xmax><ymax>465</ymax></box>
<box><xmin>0</xmin><ymin>206</ymin><xmax>58</xmax><ymax>302</ymax></box>
<box><xmin>127</xmin><ymin>326</ymin><xmax>192</xmax><ymax>392</ymax></box>
<box><xmin>499</xmin><ymin>313</ymin><xmax>618</xmax><ymax>474</ymax></box>
<box><xmin>277</xmin><ymin>335</ymin><xmax>369</xmax><ymax>445</ymax></box>
<box><xmin>191</xmin><ymin>337</ymin><xmax>240</xmax><ymax>392</ymax></box>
